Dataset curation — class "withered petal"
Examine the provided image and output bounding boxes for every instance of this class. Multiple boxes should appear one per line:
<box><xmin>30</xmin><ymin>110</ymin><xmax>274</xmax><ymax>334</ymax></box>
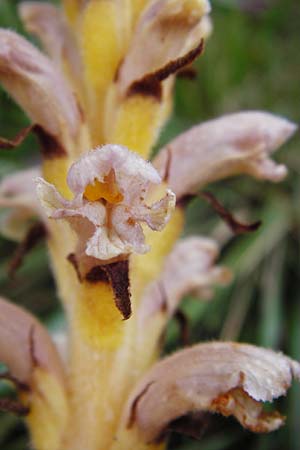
<box><xmin>125</xmin><ymin>342</ymin><xmax>300</xmax><ymax>443</ymax></box>
<box><xmin>85</xmin><ymin>260</ymin><xmax>132</xmax><ymax>320</ymax></box>
<box><xmin>154</xmin><ymin>111</ymin><xmax>297</xmax><ymax>198</ymax></box>
<box><xmin>0</xmin><ymin>29</ymin><xmax>81</xmax><ymax>146</ymax></box>
<box><xmin>0</xmin><ymin>296</ymin><xmax>66</xmax><ymax>385</ymax></box>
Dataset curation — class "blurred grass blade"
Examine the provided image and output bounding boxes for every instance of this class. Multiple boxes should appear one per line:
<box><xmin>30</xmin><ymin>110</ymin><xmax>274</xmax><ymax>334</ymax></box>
<box><xmin>258</xmin><ymin>244</ymin><xmax>285</xmax><ymax>348</ymax></box>
<box><xmin>220</xmin><ymin>279</ymin><xmax>253</xmax><ymax>340</ymax></box>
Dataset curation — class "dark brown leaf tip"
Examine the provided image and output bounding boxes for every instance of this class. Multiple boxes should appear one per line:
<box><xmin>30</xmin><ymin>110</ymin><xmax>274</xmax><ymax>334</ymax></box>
<box><xmin>177</xmin><ymin>66</ymin><xmax>197</xmax><ymax>80</ymax></box>
<box><xmin>127</xmin><ymin>40</ymin><xmax>204</xmax><ymax>100</ymax></box>
<box><xmin>33</xmin><ymin>125</ymin><xmax>67</xmax><ymax>158</ymax></box>
<box><xmin>200</xmin><ymin>191</ymin><xmax>262</xmax><ymax>235</ymax></box>
<box><xmin>83</xmin><ymin>260</ymin><xmax>132</xmax><ymax>320</ymax></box>
<box><xmin>103</xmin><ymin>260</ymin><xmax>132</xmax><ymax>320</ymax></box>
<box><xmin>85</xmin><ymin>266</ymin><xmax>109</xmax><ymax>284</ymax></box>
<box><xmin>175</xmin><ymin>194</ymin><xmax>195</xmax><ymax>209</ymax></box>
<box><xmin>0</xmin><ymin>124</ymin><xmax>67</xmax><ymax>158</ymax></box>
<box><xmin>8</xmin><ymin>222</ymin><xmax>46</xmax><ymax>278</ymax></box>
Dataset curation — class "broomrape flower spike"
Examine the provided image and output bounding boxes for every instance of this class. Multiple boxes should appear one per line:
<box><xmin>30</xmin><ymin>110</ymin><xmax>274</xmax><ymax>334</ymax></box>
<box><xmin>0</xmin><ymin>1</ymin><xmax>299</xmax><ymax>450</ymax></box>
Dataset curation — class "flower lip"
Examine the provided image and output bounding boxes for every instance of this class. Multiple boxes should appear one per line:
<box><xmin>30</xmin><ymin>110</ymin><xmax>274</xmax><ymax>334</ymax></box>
<box><xmin>67</xmin><ymin>145</ymin><xmax>161</xmax><ymax>202</ymax></box>
<box><xmin>37</xmin><ymin>144</ymin><xmax>175</xmax><ymax>265</ymax></box>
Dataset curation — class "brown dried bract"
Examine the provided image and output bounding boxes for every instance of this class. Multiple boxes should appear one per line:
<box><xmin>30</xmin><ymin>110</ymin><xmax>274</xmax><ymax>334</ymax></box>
<box><xmin>104</xmin><ymin>260</ymin><xmax>132</xmax><ymax>320</ymax></box>
<box><xmin>33</xmin><ymin>125</ymin><xmax>67</xmax><ymax>158</ymax></box>
<box><xmin>85</xmin><ymin>265</ymin><xmax>109</xmax><ymax>284</ymax></box>
<box><xmin>177</xmin><ymin>66</ymin><xmax>197</xmax><ymax>80</ymax></box>
<box><xmin>8</xmin><ymin>222</ymin><xmax>46</xmax><ymax>278</ymax></box>
<box><xmin>84</xmin><ymin>260</ymin><xmax>132</xmax><ymax>320</ymax></box>
<box><xmin>200</xmin><ymin>191</ymin><xmax>262</xmax><ymax>235</ymax></box>
<box><xmin>127</xmin><ymin>40</ymin><xmax>204</xmax><ymax>100</ymax></box>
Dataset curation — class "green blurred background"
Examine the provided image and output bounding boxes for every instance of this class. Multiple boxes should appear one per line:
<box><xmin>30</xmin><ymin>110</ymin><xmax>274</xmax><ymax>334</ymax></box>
<box><xmin>0</xmin><ymin>0</ymin><xmax>299</xmax><ymax>449</ymax></box>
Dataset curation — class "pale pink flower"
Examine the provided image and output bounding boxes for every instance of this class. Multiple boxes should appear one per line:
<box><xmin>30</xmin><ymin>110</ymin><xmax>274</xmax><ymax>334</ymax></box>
<box><xmin>0</xmin><ymin>167</ymin><xmax>41</xmax><ymax>240</ymax></box>
<box><xmin>0</xmin><ymin>295</ymin><xmax>65</xmax><ymax>386</ymax></box>
<box><xmin>139</xmin><ymin>236</ymin><xmax>232</xmax><ymax>326</ymax></box>
<box><xmin>117</xmin><ymin>0</ymin><xmax>212</xmax><ymax>96</ymax></box>
<box><xmin>126</xmin><ymin>342</ymin><xmax>300</xmax><ymax>443</ymax></box>
<box><xmin>154</xmin><ymin>111</ymin><xmax>297</xmax><ymax>199</ymax></box>
<box><xmin>36</xmin><ymin>145</ymin><xmax>175</xmax><ymax>272</ymax></box>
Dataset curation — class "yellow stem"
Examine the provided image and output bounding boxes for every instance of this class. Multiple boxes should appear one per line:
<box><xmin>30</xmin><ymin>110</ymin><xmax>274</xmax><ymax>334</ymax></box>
<box><xmin>38</xmin><ymin>156</ymin><xmax>184</xmax><ymax>449</ymax></box>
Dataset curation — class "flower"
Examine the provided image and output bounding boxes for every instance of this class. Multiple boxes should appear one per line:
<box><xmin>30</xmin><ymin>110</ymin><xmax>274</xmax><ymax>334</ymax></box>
<box><xmin>138</xmin><ymin>236</ymin><xmax>232</xmax><ymax>326</ymax></box>
<box><xmin>0</xmin><ymin>29</ymin><xmax>82</xmax><ymax>153</ymax></box>
<box><xmin>0</xmin><ymin>296</ymin><xmax>68</xmax><ymax>448</ymax></box>
<box><xmin>154</xmin><ymin>111</ymin><xmax>297</xmax><ymax>199</ymax></box>
<box><xmin>125</xmin><ymin>342</ymin><xmax>300</xmax><ymax>443</ymax></box>
<box><xmin>36</xmin><ymin>144</ymin><xmax>175</xmax><ymax>271</ymax></box>
<box><xmin>0</xmin><ymin>1</ymin><xmax>299</xmax><ymax>450</ymax></box>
